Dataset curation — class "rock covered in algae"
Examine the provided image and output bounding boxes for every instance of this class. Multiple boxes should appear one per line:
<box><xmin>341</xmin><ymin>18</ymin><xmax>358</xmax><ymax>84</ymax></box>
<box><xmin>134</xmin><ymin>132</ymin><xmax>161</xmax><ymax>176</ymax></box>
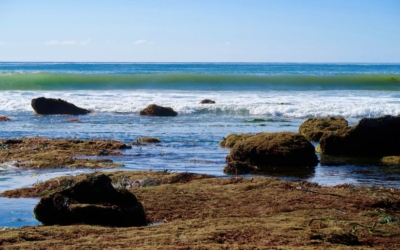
<box><xmin>34</xmin><ymin>174</ymin><xmax>147</xmax><ymax>227</ymax></box>
<box><xmin>133</xmin><ymin>137</ymin><xmax>162</xmax><ymax>144</ymax></box>
<box><xmin>139</xmin><ymin>104</ymin><xmax>177</xmax><ymax>117</ymax></box>
<box><xmin>219</xmin><ymin>133</ymin><xmax>254</xmax><ymax>148</ymax></box>
<box><xmin>320</xmin><ymin>115</ymin><xmax>400</xmax><ymax>156</ymax></box>
<box><xmin>224</xmin><ymin>132</ymin><xmax>318</xmax><ymax>174</ymax></box>
<box><xmin>381</xmin><ymin>156</ymin><xmax>400</xmax><ymax>165</ymax></box>
<box><xmin>299</xmin><ymin>117</ymin><xmax>348</xmax><ymax>142</ymax></box>
<box><xmin>31</xmin><ymin>97</ymin><xmax>91</xmax><ymax>115</ymax></box>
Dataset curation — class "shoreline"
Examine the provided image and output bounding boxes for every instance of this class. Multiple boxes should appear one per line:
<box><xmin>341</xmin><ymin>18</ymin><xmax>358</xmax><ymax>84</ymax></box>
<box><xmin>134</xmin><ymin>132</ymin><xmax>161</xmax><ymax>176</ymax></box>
<box><xmin>1</xmin><ymin>170</ymin><xmax>399</xmax><ymax>249</ymax></box>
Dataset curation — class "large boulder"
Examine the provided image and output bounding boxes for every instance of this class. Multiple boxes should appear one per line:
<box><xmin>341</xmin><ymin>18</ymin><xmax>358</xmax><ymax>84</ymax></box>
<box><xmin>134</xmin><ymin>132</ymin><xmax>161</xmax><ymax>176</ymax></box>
<box><xmin>34</xmin><ymin>174</ymin><xmax>147</xmax><ymax>227</ymax></box>
<box><xmin>319</xmin><ymin>115</ymin><xmax>400</xmax><ymax>156</ymax></box>
<box><xmin>139</xmin><ymin>104</ymin><xmax>177</xmax><ymax>117</ymax></box>
<box><xmin>219</xmin><ymin>133</ymin><xmax>254</xmax><ymax>148</ymax></box>
<box><xmin>224</xmin><ymin>132</ymin><xmax>318</xmax><ymax>174</ymax></box>
<box><xmin>299</xmin><ymin>117</ymin><xmax>348</xmax><ymax>142</ymax></box>
<box><xmin>31</xmin><ymin>97</ymin><xmax>91</xmax><ymax>115</ymax></box>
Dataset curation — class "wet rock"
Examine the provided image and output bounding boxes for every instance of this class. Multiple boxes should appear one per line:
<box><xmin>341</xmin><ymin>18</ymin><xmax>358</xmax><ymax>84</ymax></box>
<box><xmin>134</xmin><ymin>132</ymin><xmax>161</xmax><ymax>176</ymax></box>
<box><xmin>224</xmin><ymin>132</ymin><xmax>318</xmax><ymax>174</ymax></box>
<box><xmin>320</xmin><ymin>115</ymin><xmax>400</xmax><ymax>156</ymax></box>
<box><xmin>299</xmin><ymin>117</ymin><xmax>348</xmax><ymax>142</ymax></box>
<box><xmin>200</xmin><ymin>99</ymin><xmax>215</xmax><ymax>104</ymax></box>
<box><xmin>381</xmin><ymin>156</ymin><xmax>400</xmax><ymax>165</ymax></box>
<box><xmin>31</xmin><ymin>97</ymin><xmax>91</xmax><ymax>115</ymax></box>
<box><xmin>219</xmin><ymin>133</ymin><xmax>254</xmax><ymax>148</ymax></box>
<box><xmin>139</xmin><ymin>104</ymin><xmax>177</xmax><ymax>117</ymax></box>
<box><xmin>0</xmin><ymin>116</ymin><xmax>11</xmax><ymax>121</ymax></box>
<box><xmin>0</xmin><ymin>137</ymin><xmax>130</xmax><ymax>169</ymax></box>
<box><xmin>34</xmin><ymin>174</ymin><xmax>147</xmax><ymax>227</ymax></box>
<box><xmin>133</xmin><ymin>137</ymin><xmax>161</xmax><ymax>145</ymax></box>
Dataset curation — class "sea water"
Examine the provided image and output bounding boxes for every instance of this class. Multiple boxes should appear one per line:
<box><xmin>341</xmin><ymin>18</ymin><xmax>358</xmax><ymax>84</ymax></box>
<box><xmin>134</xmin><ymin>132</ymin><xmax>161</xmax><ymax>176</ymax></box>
<box><xmin>1</xmin><ymin>62</ymin><xmax>400</xmax><ymax>227</ymax></box>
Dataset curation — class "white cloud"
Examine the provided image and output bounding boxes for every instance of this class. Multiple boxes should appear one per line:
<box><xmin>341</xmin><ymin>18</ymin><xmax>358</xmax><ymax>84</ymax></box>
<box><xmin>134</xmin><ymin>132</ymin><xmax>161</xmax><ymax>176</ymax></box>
<box><xmin>44</xmin><ymin>39</ymin><xmax>90</xmax><ymax>46</ymax></box>
<box><xmin>225</xmin><ymin>42</ymin><xmax>231</xmax><ymax>45</ymax></box>
<box><xmin>134</xmin><ymin>39</ymin><xmax>147</xmax><ymax>45</ymax></box>
<box><xmin>0</xmin><ymin>42</ymin><xmax>6</xmax><ymax>45</ymax></box>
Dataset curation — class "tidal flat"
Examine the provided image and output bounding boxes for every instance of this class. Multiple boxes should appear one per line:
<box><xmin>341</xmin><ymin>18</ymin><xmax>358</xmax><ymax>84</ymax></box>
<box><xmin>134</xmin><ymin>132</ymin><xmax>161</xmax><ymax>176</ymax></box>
<box><xmin>1</xmin><ymin>170</ymin><xmax>400</xmax><ymax>249</ymax></box>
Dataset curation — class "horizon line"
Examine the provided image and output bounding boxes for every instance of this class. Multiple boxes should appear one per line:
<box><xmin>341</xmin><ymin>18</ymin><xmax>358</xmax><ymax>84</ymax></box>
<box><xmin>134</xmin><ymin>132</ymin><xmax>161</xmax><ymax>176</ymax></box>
<box><xmin>1</xmin><ymin>61</ymin><xmax>400</xmax><ymax>64</ymax></box>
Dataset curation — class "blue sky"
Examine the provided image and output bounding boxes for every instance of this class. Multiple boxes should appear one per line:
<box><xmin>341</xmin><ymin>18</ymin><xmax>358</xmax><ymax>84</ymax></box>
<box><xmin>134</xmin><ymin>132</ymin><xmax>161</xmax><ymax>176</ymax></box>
<box><xmin>0</xmin><ymin>0</ymin><xmax>399</xmax><ymax>62</ymax></box>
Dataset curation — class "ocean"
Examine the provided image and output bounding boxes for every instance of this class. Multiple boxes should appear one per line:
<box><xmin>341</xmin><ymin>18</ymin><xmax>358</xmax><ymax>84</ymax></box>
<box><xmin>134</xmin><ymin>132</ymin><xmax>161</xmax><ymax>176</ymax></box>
<box><xmin>1</xmin><ymin>62</ymin><xmax>400</xmax><ymax>228</ymax></box>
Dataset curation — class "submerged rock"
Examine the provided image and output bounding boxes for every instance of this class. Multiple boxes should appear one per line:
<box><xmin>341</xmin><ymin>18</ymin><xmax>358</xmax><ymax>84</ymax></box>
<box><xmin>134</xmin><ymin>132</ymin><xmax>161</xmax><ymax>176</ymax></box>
<box><xmin>133</xmin><ymin>137</ymin><xmax>161</xmax><ymax>144</ymax></box>
<box><xmin>34</xmin><ymin>174</ymin><xmax>147</xmax><ymax>227</ymax></box>
<box><xmin>320</xmin><ymin>115</ymin><xmax>400</xmax><ymax>156</ymax></box>
<box><xmin>299</xmin><ymin>117</ymin><xmax>348</xmax><ymax>142</ymax></box>
<box><xmin>68</xmin><ymin>118</ymin><xmax>82</xmax><ymax>123</ymax></box>
<box><xmin>219</xmin><ymin>133</ymin><xmax>254</xmax><ymax>148</ymax></box>
<box><xmin>31</xmin><ymin>97</ymin><xmax>91</xmax><ymax>115</ymax></box>
<box><xmin>224</xmin><ymin>132</ymin><xmax>318</xmax><ymax>174</ymax></box>
<box><xmin>199</xmin><ymin>99</ymin><xmax>216</xmax><ymax>104</ymax></box>
<box><xmin>0</xmin><ymin>116</ymin><xmax>11</xmax><ymax>121</ymax></box>
<box><xmin>139</xmin><ymin>104</ymin><xmax>177</xmax><ymax>117</ymax></box>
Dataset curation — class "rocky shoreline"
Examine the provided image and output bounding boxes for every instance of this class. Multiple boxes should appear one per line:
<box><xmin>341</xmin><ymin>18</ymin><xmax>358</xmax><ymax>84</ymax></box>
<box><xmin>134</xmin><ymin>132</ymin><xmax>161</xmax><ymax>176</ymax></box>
<box><xmin>1</xmin><ymin>170</ymin><xmax>399</xmax><ymax>249</ymax></box>
<box><xmin>2</xmin><ymin>98</ymin><xmax>400</xmax><ymax>248</ymax></box>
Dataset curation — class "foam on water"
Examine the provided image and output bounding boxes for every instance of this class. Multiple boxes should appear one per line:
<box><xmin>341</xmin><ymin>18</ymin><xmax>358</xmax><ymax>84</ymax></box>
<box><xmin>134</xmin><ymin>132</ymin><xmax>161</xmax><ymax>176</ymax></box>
<box><xmin>1</xmin><ymin>90</ymin><xmax>400</xmax><ymax>119</ymax></box>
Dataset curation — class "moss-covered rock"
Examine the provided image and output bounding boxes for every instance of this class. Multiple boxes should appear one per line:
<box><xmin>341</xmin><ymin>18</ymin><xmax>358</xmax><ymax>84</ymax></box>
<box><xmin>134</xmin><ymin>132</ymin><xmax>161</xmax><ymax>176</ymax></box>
<box><xmin>320</xmin><ymin>115</ymin><xmax>400</xmax><ymax>156</ymax></box>
<box><xmin>299</xmin><ymin>117</ymin><xmax>348</xmax><ymax>142</ymax></box>
<box><xmin>381</xmin><ymin>156</ymin><xmax>400</xmax><ymax>165</ymax></box>
<box><xmin>31</xmin><ymin>97</ymin><xmax>91</xmax><ymax>115</ymax></box>
<box><xmin>139</xmin><ymin>104</ymin><xmax>177</xmax><ymax>117</ymax></box>
<box><xmin>133</xmin><ymin>137</ymin><xmax>161</xmax><ymax>144</ymax></box>
<box><xmin>224</xmin><ymin>132</ymin><xmax>318</xmax><ymax>174</ymax></box>
<box><xmin>34</xmin><ymin>174</ymin><xmax>147</xmax><ymax>227</ymax></box>
<box><xmin>219</xmin><ymin>133</ymin><xmax>254</xmax><ymax>148</ymax></box>
<box><xmin>0</xmin><ymin>137</ymin><xmax>130</xmax><ymax>169</ymax></box>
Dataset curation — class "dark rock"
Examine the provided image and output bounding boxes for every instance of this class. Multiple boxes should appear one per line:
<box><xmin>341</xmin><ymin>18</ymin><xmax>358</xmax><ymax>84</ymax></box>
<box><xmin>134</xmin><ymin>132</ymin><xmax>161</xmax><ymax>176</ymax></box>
<box><xmin>320</xmin><ymin>115</ymin><xmax>400</xmax><ymax>156</ymax></box>
<box><xmin>224</xmin><ymin>132</ymin><xmax>318</xmax><ymax>174</ymax></box>
<box><xmin>139</xmin><ymin>104</ymin><xmax>177</xmax><ymax>117</ymax></box>
<box><xmin>200</xmin><ymin>99</ymin><xmax>215</xmax><ymax>104</ymax></box>
<box><xmin>219</xmin><ymin>133</ymin><xmax>254</xmax><ymax>148</ymax></box>
<box><xmin>299</xmin><ymin>117</ymin><xmax>348</xmax><ymax>142</ymax></box>
<box><xmin>31</xmin><ymin>97</ymin><xmax>91</xmax><ymax>115</ymax></box>
<box><xmin>0</xmin><ymin>116</ymin><xmax>11</xmax><ymax>121</ymax></box>
<box><xmin>34</xmin><ymin>174</ymin><xmax>147</xmax><ymax>227</ymax></box>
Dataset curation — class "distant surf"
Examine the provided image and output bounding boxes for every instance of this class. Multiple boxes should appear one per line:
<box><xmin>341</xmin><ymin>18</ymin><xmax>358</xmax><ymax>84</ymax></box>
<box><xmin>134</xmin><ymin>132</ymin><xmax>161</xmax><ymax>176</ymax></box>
<box><xmin>1</xmin><ymin>72</ymin><xmax>400</xmax><ymax>91</ymax></box>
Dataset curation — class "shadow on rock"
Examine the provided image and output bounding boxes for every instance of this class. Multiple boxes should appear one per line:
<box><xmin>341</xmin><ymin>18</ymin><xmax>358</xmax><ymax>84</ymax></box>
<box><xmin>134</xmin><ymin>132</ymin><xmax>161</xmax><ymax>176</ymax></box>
<box><xmin>34</xmin><ymin>174</ymin><xmax>147</xmax><ymax>227</ymax></box>
<box><xmin>320</xmin><ymin>115</ymin><xmax>400</xmax><ymax>157</ymax></box>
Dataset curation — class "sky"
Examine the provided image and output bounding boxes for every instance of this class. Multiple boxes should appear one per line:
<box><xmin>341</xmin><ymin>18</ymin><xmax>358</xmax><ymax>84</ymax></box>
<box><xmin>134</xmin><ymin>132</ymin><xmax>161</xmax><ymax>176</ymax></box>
<box><xmin>0</xmin><ymin>0</ymin><xmax>399</xmax><ymax>62</ymax></box>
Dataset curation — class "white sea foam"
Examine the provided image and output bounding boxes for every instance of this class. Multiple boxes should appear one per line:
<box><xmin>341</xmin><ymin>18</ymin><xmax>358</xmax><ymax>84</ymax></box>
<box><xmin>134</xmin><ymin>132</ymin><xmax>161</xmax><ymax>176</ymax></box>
<box><xmin>0</xmin><ymin>90</ymin><xmax>399</xmax><ymax>118</ymax></box>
